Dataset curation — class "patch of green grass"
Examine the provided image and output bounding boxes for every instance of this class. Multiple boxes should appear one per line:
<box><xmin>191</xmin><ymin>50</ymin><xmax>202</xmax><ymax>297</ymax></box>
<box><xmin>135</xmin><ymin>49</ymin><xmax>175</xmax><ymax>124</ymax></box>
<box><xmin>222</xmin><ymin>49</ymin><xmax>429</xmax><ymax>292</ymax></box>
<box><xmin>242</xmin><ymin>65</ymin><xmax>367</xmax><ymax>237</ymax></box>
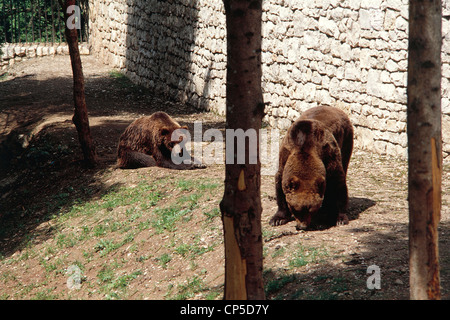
<box><xmin>109</xmin><ymin>70</ymin><xmax>148</xmax><ymax>93</ymax></box>
<box><xmin>178</xmin><ymin>193</ymin><xmax>201</xmax><ymax>210</ymax></box>
<box><xmin>167</xmin><ymin>275</ymin><xmax>207</xmax><ymax>300</ymax></box>
<box><xmin>97</xmin><ymin>265</ymin><xmax>142</xmax><ymax>299</ymax></box>
<box><xmin>1</xmin><ymin>173</ymin><xmax>225</xmax><ymax>299</ymax></box>
<box><xmin>56</xmin><ymin>233</ymin><xmax>78</xmax><ymax>249</ymax></box>
<box><xmin>93</xmin><ymin>224</ymin><xmax>107</xmax><ymax>237</ymax></box>
<box><xmin>93</xmin><ymin>232</ymin><xmax>134</xmax><ymax>257</ymax></box>
<box><xmin>39</xmin><ymin>258</ymin><xmax>59</xmax><ymax>273</ymax></box>
<box><xmin>138</xmin><ymin>219</ymin><xmax>151</xmax><ymax>231</ymax></box>
<box><xmin>58</xmin><ymin>182</ymin><xmax>162</xmax><ymax>223</ymax></box>
<box><xmin>174</xmin><ymin>237</ymin><xmax>216</xmax><ymax>260</ymax></box>
<box><xmin>177</xmin><ymin>178</ymin><xmax>220</xmax><ymax>193</ymax></box>
<box><xmin>203</xmin><ymin>207</ymin><xmax>220</xmax><ymax>222</ymax></box>
<box><xmin>265</xmin><ymin>274</ymin><xmax>296</xmax><ymax>296</ymax></box>
<box><xmin>197</xmin><ymin>181</ymin><xmax>221</xmax><ymax>191</ymax></box>
<box><xmin>100</xmin><ymin>183</ymin><xmax>162</xmax><ymax>210</ymax></box>
<box><xmin>271</xmin><ymin>246</ymin><xmax>286</xmax><ymax>259</ymax></box>
<box><xmin>177</xmin><ymin>179</ymin><xmax>196</xmax><ymax>191</ymax></box>
<box><xmin>151</xmin><ymin>206</ymin><xmax>191</xmax><ymax>234</ymax></box>
<box><xmin>47</xmin><ymin>181</ymin><xmax>164</xmax><ymax>253</ymax></box>
<box><xmin>32</xmin><ymin>288</ymin><xmax>59</xmax><ymax>300</ymax></box>
<box><xmin>288</xmin><ymin>245</ymin><xmax>328</xmax><ymax>269</ymax></box>
<box><xmin>262</xmin><ymin>228</ymin><xmax>281</xmax><ymax>242</ymax></box>
<box><xmin>156</xmin><ymin>253</ymin><xmax>172</xmax><ymax>269</ymax></box>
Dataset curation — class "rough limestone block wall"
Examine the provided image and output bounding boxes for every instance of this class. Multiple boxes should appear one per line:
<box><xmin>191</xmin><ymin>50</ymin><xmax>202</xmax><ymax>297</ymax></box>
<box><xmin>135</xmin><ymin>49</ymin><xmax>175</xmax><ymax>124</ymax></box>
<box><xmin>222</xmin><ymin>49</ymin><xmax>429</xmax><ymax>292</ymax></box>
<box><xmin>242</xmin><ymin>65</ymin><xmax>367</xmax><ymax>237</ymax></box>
<box><xmin>88</xmin><ymin>0</ymin><xmax>450</xmax><ymax>162</ymax></box>
<box><xmin>262</xmin><ymin>0</ymin><xmax>449</xmax><ymax>161</ymax></box>
<box><xmin>89</xmin><ymin>0</ymin><xmax>227</xmax><ymax>113</ymax></box>
<box><xmin>0</xmin><ymin>43</ymin><xmax>90</xmax><ymax>71</ymax></box>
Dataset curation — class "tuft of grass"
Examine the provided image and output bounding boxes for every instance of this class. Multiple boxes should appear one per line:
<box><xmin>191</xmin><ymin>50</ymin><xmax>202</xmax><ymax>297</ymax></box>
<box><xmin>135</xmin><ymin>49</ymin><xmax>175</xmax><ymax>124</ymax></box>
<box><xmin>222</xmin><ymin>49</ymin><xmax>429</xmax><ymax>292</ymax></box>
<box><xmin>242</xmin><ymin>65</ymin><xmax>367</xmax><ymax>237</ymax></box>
<box><xmin>109</xmin><ymin>70</ymin><xmax>148</xmax><ymax>94</ymax></box>
<box><xmin>203</xmin><ymin>207</ymin><xmax>220</xmax><ymax>222</ymax></box>
<box><xmin>156</xmin><ymin>253</ymin><xmax>172</xmax><ymax>269</ymax></box>
<box><xmin>151</xmin><ymin>206</ymin><xmax>191</xmax><ymax>234</ymax></box>
<box><xmin>288</xmin><ymin>244</ymin><xmax>328</xmax><ymax>269</ymax></box>
<box><xmin>166</xmin><ymin>275</ymin><xmax>207</xmax><ymax>300</ymax></box>
<box><xmin>100</xmin><ymin>183</ymin><xmax>162</xmax><ymax>210</ymax></box>
<box><xmin>265</xmin><ymin>274</ymin><xmax>296</xmax><ymax>296</ymax></box>
<box><xmin>97</xmin><ymin>265</ymin><xmax>142</xmax><ymax>299</ymax></box>
<box><xmin>93</xmin><ymin>233</ymin><xmax>134</xmax><ymax>257</ymax></box>
<box><xmin>177</xmin><ymin>178</ymin><xmax>220</xmax><ymax>193</ymax></box>
<box><xmin>32</xmin><ymin>288</ymin><xmax>59</xmax><ymax>300</ymax></box>
<box><xmin>174</xmin><ymin>237</ymin><xmax>216</xmax><ymax>260</ymax></box>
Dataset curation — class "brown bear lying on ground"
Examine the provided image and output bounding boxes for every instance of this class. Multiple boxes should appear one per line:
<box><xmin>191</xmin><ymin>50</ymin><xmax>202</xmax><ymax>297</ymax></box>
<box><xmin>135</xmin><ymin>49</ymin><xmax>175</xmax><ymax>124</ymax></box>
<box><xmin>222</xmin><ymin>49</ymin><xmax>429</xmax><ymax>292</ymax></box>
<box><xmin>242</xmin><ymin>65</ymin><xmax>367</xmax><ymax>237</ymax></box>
<box><xmin>269</xmin><ymin>106</ymin><xmax>353</xmax><ymax>230</ymax></box>
<box><xmin>117</xmin><ymin>111</ymin><xmax>205</xmax><ymax>170</ymax></box>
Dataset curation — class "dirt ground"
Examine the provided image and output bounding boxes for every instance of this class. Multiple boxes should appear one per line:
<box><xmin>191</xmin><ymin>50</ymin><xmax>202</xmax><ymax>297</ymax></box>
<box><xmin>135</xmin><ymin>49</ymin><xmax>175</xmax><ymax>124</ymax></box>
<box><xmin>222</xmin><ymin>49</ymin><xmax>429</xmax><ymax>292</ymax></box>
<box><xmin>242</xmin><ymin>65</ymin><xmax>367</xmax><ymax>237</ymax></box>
<box><xmin>0</xmin><ymin>55</ymin><xmax>449</xmax><ymax>300</ymax></box>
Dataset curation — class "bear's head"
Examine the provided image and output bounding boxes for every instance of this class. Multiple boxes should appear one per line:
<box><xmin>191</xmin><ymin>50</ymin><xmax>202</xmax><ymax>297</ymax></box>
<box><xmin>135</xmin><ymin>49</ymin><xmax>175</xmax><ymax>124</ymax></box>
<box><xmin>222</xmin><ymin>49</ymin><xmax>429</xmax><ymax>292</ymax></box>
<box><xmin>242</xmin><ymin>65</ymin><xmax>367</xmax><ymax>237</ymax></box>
<box><xmin>159</xmin><ymin>126</ymin><xmax>189</xmax><ymax>154</ymax></box>
<box><xmin>158</xmin><ymin>126</ymin><xmax>193</xmax><ymax>165</ymax></box>
<box><xmin>282</xmin><ymin>151</ymin><xmax>326</xmax><ymax>230</ymax></box>
<box><xmin>282</xmin><ymin>119</ymin><xmax>341</xmax><ymax>230</ymax></box>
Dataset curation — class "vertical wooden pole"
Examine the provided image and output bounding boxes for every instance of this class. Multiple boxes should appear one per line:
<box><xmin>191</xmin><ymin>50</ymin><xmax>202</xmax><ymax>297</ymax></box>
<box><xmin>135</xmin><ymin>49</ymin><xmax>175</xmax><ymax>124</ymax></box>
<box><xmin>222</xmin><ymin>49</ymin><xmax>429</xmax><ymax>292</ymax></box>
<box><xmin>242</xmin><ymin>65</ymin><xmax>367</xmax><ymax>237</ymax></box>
<box><xmin>407</xmin><ymin>0</ymin><xmax>442</xmax><ymax>300</ymax></box>
<box><xmin>220</xmin><ymin>0</ymin><xmax>265</xmax><ymax>300</ymax></box>
<box><xmin>60</xmin><ymin>0</ymin><xmax>97</xmax><ymax>167</ymax></box>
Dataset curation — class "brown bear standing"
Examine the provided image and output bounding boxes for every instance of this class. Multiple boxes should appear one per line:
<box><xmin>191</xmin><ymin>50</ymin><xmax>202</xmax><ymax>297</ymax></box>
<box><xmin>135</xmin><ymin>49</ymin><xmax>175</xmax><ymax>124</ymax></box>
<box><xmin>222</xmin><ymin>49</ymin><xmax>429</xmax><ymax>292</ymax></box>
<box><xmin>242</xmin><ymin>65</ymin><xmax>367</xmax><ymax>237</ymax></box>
<box><xmin>117</xmin><ymin>111</ymin><xmax>204</xmax><ymax>170</ymax></box>
<box><xmin>269</xmin><ymin>106</ymin><xmax>353</xmax><ymax>230</ymax></box>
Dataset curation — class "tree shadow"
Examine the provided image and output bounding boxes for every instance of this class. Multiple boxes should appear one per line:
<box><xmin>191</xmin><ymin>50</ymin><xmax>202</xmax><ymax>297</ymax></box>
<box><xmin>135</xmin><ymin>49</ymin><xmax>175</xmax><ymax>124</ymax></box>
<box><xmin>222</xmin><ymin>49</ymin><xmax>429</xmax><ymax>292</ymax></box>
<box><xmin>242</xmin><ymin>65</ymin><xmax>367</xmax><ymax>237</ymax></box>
<box><xmin>264</xmin><ymin>219</ymin><xmax>450</xmax><ymax>300</ymax></box>
<box><xmin>347</xmin><ymin>197</ymin><xmax>376</xmax><ymax>221</ymax></box>
<box><xmin>304</xmin><ymin>197</ymin><xmax>376</xmax><ymax>232</ymax></box>
<box><xmin>0</xmin><ymin>52</ymin><xmax>217</xmax><ymax>259</ymax></box>
<box><xmin>0</xmin><ymin>117</ymin><xmax>124</xmax><ymax>257</ymax></box>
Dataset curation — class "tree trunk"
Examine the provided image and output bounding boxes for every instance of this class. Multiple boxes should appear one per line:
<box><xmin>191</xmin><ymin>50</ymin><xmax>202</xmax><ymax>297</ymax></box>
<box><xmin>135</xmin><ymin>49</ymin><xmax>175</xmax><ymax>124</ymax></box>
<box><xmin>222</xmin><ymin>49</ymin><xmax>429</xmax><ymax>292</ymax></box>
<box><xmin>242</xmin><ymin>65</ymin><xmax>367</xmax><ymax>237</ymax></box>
<box><xmin>220</xmin><ymin>0</ymin><xmax>265</xmax><ymax>300</ymax></box>
<box><xmin>61</xmin><ymin>0</ymin><xmax>97</xmax><ymax>167</ymax></box>
<box><xmin>407</xmin><ymin>0</ymin><xmax>442</xmax><ymax>300</ymax></box>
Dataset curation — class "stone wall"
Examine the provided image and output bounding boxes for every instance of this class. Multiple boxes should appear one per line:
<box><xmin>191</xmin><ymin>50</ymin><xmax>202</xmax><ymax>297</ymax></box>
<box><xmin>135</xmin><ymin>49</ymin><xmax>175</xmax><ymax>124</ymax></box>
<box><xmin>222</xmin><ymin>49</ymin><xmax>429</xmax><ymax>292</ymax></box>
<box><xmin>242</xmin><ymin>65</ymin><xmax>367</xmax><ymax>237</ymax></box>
<box><xmin>88</xmin><ymin>0</ymin><xmax>450</xmax><ymax>162</ymax></box>
<box><xmin>1</xmin><ymin>43</ymin><xmax>90</xmax><ymax>70</ymax></box>
<box><xmin>89</xmin><ymin>0</ymin><xmax>227</xmax><ymax>112</ymax></box>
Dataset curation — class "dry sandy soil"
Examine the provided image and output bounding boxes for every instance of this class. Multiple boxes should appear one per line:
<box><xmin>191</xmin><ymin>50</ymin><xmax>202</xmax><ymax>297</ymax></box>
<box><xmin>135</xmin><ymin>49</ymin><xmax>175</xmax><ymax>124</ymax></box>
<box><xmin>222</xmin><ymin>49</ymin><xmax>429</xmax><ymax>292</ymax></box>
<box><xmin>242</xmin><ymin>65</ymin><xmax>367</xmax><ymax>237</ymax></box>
<box><xmin>0</xmin><ymin>55</ymin><xmax>449</xmax><ymax>300</ymax></box>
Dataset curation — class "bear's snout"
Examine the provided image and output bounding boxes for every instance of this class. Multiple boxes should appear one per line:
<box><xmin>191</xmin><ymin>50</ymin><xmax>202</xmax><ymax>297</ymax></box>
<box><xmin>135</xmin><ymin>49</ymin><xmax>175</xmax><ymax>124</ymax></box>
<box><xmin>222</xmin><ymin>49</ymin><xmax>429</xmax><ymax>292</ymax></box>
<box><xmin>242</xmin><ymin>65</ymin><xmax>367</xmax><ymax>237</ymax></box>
<box><xmin>287</xmin><ymin>197</ymin><xmax>322</xmax><ymax>230</ymax></box>
<box><xmin>291</xmin><ymin>206</ymin><xmax>314</xmax><ymax>230</ymax></box>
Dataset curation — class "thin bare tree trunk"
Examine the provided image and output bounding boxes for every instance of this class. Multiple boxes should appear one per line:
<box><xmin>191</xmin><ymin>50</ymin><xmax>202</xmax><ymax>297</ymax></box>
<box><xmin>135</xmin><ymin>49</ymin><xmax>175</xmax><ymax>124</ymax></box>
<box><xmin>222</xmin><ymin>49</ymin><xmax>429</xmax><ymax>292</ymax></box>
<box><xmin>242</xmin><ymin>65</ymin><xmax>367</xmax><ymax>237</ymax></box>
<box><xmin>60</xmin><ymin>0</ymin><xmax>97</xmax><ymax>167</ymax></box>
<box><xmin>220</xmin><ymin>0</ymin><xmax>265</xmax><ymax>300</ymax></box>
<box><xmin>407</xmin><ymin>0</ymin><xmax>442</xmax><ymax>300</ymax></box>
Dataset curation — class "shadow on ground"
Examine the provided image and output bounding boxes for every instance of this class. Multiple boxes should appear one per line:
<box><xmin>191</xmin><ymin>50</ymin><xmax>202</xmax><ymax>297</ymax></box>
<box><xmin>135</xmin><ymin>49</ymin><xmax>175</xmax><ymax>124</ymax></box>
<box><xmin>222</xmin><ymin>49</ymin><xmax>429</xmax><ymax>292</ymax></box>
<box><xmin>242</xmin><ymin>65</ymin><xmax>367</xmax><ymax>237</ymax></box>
<box><xmin>0</xmin><ymin>67</ymin><xmax>217</xmax><ymax>258</ymax></box>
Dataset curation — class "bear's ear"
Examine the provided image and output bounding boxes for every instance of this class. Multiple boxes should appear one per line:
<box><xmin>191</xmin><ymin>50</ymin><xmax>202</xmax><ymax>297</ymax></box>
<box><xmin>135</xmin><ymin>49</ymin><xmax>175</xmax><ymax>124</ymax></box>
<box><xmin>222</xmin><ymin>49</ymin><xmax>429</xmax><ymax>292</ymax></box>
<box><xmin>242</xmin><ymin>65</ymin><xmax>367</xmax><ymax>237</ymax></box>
<box><xmin>181</xmin><ymin>125</ymin><xmax>189</xmax><ymax>130</ymax></box>
<box><xmin>290</xmin><ymin>120</ymin><xmax>323</xmax><ymax>148</ymax></box>
<box><xmin>160</xmin><ymin>127</ymin><xmax>171</xmax><ymax>136</ymax></box>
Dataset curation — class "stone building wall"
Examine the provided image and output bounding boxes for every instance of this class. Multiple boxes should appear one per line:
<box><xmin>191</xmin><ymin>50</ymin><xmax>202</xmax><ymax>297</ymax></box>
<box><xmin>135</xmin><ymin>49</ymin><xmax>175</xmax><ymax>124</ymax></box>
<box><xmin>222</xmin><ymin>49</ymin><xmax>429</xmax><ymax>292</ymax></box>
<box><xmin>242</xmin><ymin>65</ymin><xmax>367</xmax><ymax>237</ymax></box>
<box><xmin>88</xmin><ymin>0</ymin><xmax>450</xmax><ymax>162</ymax></box>
<box><xmin>1</xmin><ymin>43</ymin><xmax>90</xmax><ymax>70</ymax></box>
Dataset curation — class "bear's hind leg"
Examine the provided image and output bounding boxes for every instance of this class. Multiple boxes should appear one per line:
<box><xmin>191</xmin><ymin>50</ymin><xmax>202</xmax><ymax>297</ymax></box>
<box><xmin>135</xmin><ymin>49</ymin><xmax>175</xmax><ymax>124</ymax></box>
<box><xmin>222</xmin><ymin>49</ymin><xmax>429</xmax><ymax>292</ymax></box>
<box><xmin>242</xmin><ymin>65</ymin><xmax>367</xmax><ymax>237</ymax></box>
<box><xmin>119</xmin><ymin>150</ymin><xmax>156</xmax><ymax>169</ymax></box>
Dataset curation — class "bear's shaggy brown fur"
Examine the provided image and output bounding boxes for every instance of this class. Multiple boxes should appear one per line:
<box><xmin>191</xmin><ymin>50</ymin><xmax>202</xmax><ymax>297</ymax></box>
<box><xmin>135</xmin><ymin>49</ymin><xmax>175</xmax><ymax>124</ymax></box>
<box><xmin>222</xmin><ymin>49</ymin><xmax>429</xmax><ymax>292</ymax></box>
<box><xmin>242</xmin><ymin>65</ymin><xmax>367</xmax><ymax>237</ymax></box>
<box><xmin>269</xmin><ymin>106</ymin><xmax>353</xmax><ymax>230</ymax></box>
<box><xmin>117</xmin><ymin>111</ymin><xmax>204</xmax><ymax>170</ymax></box>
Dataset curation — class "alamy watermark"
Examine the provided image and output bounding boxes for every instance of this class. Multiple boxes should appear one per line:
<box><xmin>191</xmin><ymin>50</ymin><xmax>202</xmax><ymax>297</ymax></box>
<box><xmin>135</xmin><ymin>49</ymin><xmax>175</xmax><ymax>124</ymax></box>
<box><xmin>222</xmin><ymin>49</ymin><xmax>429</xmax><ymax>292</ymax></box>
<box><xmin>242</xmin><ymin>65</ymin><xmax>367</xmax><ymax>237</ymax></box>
<box><xmin>170</xmin><ymin>121</ymin><xmax>280</xmax><ymax>175</ymax></box>
<box><xmin>66</xmin><ymin>264</ymin><xmax>82</xmax><ymax>290</ymax></box>
<box><xmin>366</xmin><ymin>265</ymin><xmax>381</xmax><ymax>290</ymax></box>
<box><xmin>66</xmin><ymin>5</ymin><xmax>81</xmax><ymax>30</ymax></box>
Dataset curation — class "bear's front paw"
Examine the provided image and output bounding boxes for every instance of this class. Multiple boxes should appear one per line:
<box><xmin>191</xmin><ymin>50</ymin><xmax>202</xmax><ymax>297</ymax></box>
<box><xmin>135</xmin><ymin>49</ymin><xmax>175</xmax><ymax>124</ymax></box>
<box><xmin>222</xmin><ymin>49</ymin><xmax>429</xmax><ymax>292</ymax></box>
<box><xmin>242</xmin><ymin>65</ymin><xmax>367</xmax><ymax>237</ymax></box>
<box><xmin>269</xmin><ymin>210</ymin><xmax>293</xmax><ymax>226</ymax></box>
<box><xmin>337</xmin><ymin>213</ymin><xmax>349</xmax><ymax>226</ymax></box>
<box><xmin>192</xmin><ymin>163</ymin><xmax>207</xmax><ymax>169</ymax></box>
